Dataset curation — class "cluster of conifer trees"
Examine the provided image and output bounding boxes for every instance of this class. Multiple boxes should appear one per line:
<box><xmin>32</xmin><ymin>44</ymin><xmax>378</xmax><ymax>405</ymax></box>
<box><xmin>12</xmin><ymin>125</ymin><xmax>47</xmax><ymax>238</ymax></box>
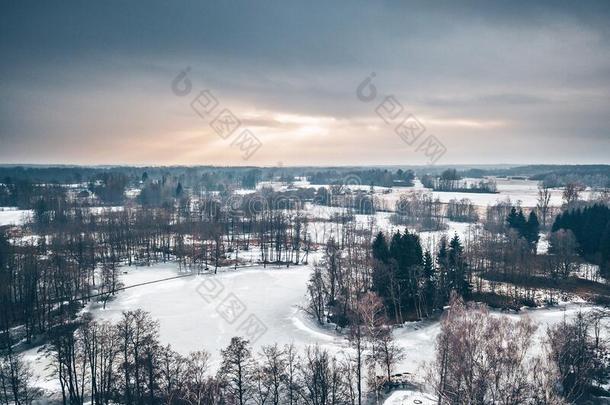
<box><xmin>371</xmin><ymin>231</ymin><xmax>470</xmax><ymax>322</ymax></box>
<box><xmin>552</xmin><ymin>204</ymin><xmax>610</xmax><ymax>275</ymax></box>
<box><xmin>506</xmin><ymin>207</ymin><xmax>540</xmax><ymax>249</ymax></box>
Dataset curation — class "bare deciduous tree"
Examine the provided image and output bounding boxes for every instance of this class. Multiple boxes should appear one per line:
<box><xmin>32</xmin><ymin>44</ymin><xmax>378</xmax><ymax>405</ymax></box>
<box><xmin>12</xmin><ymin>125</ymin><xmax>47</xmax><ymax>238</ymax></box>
<box><xmin>430</xmin><ymin>294</ymin><xmax>555</xmax><ymax>405</ymax></box>
<box><xmin>562</xmin><ymin>182</ymin><xmax>585</xmax><ymax>207</ymax></box>
<box><xmin>218</xmin><ymin>337</ymin><xmax>254</xmax><ymax>405</ymax></box>
<box><xmin>0</xmin><ymin>349</ymin><xmax>38</xmax><ymax>405</ymax></box>
<box><xmin>537</xmin><ymin>184</ymin><xmax>552</xmax><ymax>229</ymax></box>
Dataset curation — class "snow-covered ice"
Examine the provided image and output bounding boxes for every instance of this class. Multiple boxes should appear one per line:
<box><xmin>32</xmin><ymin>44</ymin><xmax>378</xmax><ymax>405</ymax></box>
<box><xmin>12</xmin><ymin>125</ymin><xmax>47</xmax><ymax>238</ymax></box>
<box><xmin>89</xmin><ymin>261</ymin><xmax>601</xmax><ymax>379</ymax></box>
<box><xmin>0</xmin><ymin>207</ymin><xmax>31</xmax><ymax>226</ymax></box>
<box><xmin>92</xmin><ymin>263</ymin><xmax>349</xmax><ymax>370</ymax></box>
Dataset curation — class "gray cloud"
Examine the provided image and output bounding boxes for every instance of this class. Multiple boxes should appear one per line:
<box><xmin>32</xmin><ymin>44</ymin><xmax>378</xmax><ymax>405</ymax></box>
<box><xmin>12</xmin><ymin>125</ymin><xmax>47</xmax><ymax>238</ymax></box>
<box><xmin>1</xmin><ymin>0</ymin><xmax>609</xmax><ymax>164</ymax></box>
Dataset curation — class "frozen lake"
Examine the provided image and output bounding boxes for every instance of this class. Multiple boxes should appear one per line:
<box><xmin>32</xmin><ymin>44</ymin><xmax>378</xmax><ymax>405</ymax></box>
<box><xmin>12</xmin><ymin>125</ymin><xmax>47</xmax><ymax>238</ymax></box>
<box><xmin>91</xmin><ymin>262</ymin><xmax>599</xmax><ymax>379</ymax></box>
<box><xmin>93</xmin><ymin>263</ymin><xmax>347</xmax><ymax>370</ymax></box>
<box><xmin>25</xmin><ymin>244</ymin><xmax>600</xmax><ymax>402</ymax></box>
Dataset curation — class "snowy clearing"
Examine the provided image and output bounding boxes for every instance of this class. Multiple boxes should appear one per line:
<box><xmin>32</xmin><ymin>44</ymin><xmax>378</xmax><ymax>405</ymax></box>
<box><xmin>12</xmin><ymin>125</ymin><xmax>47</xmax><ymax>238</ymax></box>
<box><xmin>0</xmin><ymin>207</ymin><xmax>31</xmax><ymax>226</ymax></box>
<box><xmin>72</xmin><ymin>262</ymin><xmax>601</xmax><ymax>393</ymax></box>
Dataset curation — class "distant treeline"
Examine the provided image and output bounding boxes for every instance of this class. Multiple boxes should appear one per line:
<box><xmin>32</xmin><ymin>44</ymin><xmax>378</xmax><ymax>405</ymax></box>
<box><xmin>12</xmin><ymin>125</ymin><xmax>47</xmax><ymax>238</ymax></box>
<box><xmin>0</xmin><ymin>167</ymin><xmax>268</xmax><ymax>208</ymax></box>
<box><xmin>306</xmin><ymin>168</ymin><xmax>415</xmax><ymax>187</ymax></box>
<box><xmin>2</xmin><ymin>164</ymin><xmax>608</xmax><ymax>191</ymax></box>
<box><xmin>0</xmin><ymin>166</ymin><xmax>417</xmax><ymax>210</ymax></box>
<box><xmin>452</xmin><ymin>165</ymin><xmax>610</xmax><ymax>188</ymax></box>
<box><xmin>421</xmin><ymin>169</ymin><xmax>498</xmax><ymax>193</ymax></box>
<box><xmin>0</xmin><ymin>166</ymin><xmax>270</xmax><ymax>190</ymax></box>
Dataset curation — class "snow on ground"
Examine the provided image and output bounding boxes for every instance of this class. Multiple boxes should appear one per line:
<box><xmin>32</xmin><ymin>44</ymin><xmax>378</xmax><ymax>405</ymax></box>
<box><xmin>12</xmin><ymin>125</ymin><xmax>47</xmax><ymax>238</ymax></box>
<box><xmin>27</xmin><ymin>256</ymin><xmax>601</xmax><ymax>401</ymax></box>
<box><xmin>257</xmin><ymin>177</ymin><xmax>557</xmax><ymax>208</ymax></box>
<box><xmin>375</xmin><ymin>178</ymin><xmax>564</xmax><ymax>209</ymax></box>
<box><xmin>419</xmin><ymin>221</ymin><xmax>475</xmax><ymax>252</ymax></box>
<box><xmin>92</xmin><ymin>263</ymin><xmax>349</xmax><ymax>371</ymax></box>
<box><xmin>22</xmin><ymin>345</ymin><xmax>58</xmax><ymax>399</ymax></box>
<box><xmin>383</xmin><ymin>389</ymin><xmax>436</xmax><ymax>404</ymax></box>
<box><xmin>0</xmin><ymin>207</ymin><xmax>31</xmax><ymax>226</ymax></box>
<box><xmin>303</xmin><ymin>203</ymin><xmax>474</xmax><ymax>248</ymax></box>
<box><xmin>87</xmin><ymin>206</ymin><xmax>125</xmax><ymax>214</ymax></box>
<box><xmin>537</xmin><ymin>232</ymin><xmax>549</xmax><ymax>254</ymax></box>
<box><xmin>574</xmin><ymin>262</ymin><xmax>606</xmax><ymax>283</ymax></box>
<box><xmin>90</xmin><ymin>262</ymin><xmax>601</xmax><ymax>379</ymax></box>
<box><xmin>306</xmin><ymin>177</ymin><xmax>591</xmax><ymax>209</ymax></box>
<box><xmin>10</xmin><ymin>234</ymin><xmax>42</xmax><ymax>246</ymax></box>
<box><xmin>392</xmin><ymin>302</ymin><xmax>601</xmax><ymax>383</ymax></box>
<box><xmin>16</xmin><ymin>180</ymin><xmax>604</xmax><ymax>400</ymax></box>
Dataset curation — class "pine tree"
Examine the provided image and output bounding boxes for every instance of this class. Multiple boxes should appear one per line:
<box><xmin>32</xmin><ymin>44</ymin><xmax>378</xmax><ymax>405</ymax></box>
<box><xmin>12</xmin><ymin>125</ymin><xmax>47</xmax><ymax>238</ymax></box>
<box><xmin>371</xmin><ymin>232</ymin><xmax>389</xmax><ymax>264</ymax></box>
<box><xmin>601</xmin><ymin>223</ymin><xmax>610</xmax><ymax>275</ymax></box>
<box><xmin>372</xmin><ymin>232</ymin><xmax>393</xmax><ymax>317</ymax></box>
<box><xmin>389</xmin><ymin>231</ymin><xmax>403</xmax><ymax>268</ymax></box>
<box><xmin>526</xmin><ymin>211</ymin><xmax>540</xmax><ymax>249</ymax></box>
<box><xmin>551</xmin><ymin>204</ymin><xmax>610</xmax><ymax>275</ymax></box>
<box><xmin>507</xmin><ymin>207</ymin><xmax>518</xmax><ymax>228</ymax></box>
<box><xmin>448</xmin><ymin>235</ymin><xmax>471</xmax><ymax>298</ymax></box>
<box><xmin>436</xmin><ymin>237</ymin><xmax>450</xmax><ymax>305</ymax></box>
<box><xmin>422</xmin><ymin>250</ymin><xmax>437</xmax><ymax>314</ymax></box>
<box><xmin>507</xmin><ymin>207</ymin><xmax>526</xmax><ymax>234</ymax></box>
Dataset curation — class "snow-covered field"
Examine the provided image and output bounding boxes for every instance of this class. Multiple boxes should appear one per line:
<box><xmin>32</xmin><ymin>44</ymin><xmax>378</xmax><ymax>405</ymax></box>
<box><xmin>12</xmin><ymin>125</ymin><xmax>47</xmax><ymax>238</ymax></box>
<box><xmin>26</xmin><ymin>255</ymin><xmax>601</xmax><ymax>402</ymax></box>
<box><xmin>92</xmin><ymin>263</ymin><xmax>345</xmax><ymax>369</ymax></box>
<box><xmin>0</xmin><ymin>207</ymin><xmax>31</xmax><ymax>226</ymax></box>
<box><xmin>383</xmin><ymin>390</ymin><xmax>436</xmax><ymax>405</ymax></box>
<box><xmin>71</xmin><ymin>261</ymin><xmax>597</xmax><ymax>403</ymax></box>
<box><xmin>15</xmin><ymin>179</ymin><xmax>606</xmax><ymax>402</ymax></box>
<box><xmin>304</xmin><ymin>202</ymin><xmax>475</xmax><ymax>249</ymax></box>
<box><xmin>0</xmin><ymin>206</ymin><xmax>121</xmax><ymax>227</ymax></box>
<box><xmin>259</xmin><ymin>177</ymin><xmax>593</xmax><ymax>209</ymax></box>
<box><xmin>362</xmin><ymin>178</ymin><xmax>593</xmax><ymax>209</ymax></box>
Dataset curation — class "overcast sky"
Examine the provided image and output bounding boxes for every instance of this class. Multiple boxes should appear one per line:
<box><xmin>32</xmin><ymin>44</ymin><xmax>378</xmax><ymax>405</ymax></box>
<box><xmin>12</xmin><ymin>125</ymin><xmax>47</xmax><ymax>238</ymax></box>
<box><xmin>1</xmin><ymin>0</ymin><xmax>609</xmax><ymax>166</ymax></box>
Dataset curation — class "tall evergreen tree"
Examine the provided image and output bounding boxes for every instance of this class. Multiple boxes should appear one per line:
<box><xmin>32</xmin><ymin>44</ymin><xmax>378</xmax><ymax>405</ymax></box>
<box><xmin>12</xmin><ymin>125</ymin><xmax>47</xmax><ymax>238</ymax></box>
<box><xmin>507</xmin><ymin>207</ymin><xmax>527</xmax><ymax>234</ymax></box>
<box><xmin>448</xmin><ymin>235</ymin><xmax>471</xmax><ymax>298</ymax></box>
<box><xmin>526</xmin><ymin>211</ymin><xmax>540</xmax><ymax>248</ymax></box>
<box><xmin>422</xmin><ymin>250</ymin><xmax>437</xmax><ymax>314</ymax></box>
<box><xmin>371</xmin><ymin>232</ymin><xmax>389</xmax><ymax>264</ymax></box>
<box><xmin>436</xmin><ymin>237</ymin><xmax>450</xmax><ymax>306</ymax></box>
